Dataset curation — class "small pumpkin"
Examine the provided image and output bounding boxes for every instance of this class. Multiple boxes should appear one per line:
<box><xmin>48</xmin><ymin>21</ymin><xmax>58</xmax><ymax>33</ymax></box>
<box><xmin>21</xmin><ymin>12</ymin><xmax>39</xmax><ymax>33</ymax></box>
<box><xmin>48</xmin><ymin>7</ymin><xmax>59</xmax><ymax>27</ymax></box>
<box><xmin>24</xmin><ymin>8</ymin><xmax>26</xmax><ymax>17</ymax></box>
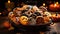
<box><xmin>3</xmin><ymin>21</ymin><xmax>10</xmax><ymax>28</ymax></box>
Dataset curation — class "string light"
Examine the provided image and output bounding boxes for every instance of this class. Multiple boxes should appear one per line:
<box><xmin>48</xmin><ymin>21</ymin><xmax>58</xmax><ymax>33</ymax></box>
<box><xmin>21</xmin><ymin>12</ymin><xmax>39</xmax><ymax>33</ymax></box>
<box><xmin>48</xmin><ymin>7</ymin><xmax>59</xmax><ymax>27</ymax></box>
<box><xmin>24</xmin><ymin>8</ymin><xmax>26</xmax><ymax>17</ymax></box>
<box><xmin>43</xmin><ymin>3</ymin><xmax>45</xmax><ymax>6</ymax></box>
<box><xmin>56</xmin><ymin>2</ymin><xmax>59</xmax><ymax>4</ymax></box>
<box><xmin>8</xmin><ymin>0</ymin><xmax>10</xmax><ymax>3</ymax></box>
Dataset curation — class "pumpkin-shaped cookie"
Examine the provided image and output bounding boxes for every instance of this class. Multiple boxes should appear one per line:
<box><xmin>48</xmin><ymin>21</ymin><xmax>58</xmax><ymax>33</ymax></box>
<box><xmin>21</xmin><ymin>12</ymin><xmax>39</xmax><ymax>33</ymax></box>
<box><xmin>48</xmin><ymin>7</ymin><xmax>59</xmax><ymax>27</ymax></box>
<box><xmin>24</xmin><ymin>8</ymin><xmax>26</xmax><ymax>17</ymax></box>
<box><xmin>36</xmin><ymin>16</ymin><xmax>44</xmax><ymax>25</ymax></box>
<box><xmin>19</xmin><ymin>16</ymin><xmax>28</xmax><ymax>25</ymax></box>
<box><xmin>43</xmin><ymin>16</ymin><xmax>50</xmax><ymax>24</ymax></box>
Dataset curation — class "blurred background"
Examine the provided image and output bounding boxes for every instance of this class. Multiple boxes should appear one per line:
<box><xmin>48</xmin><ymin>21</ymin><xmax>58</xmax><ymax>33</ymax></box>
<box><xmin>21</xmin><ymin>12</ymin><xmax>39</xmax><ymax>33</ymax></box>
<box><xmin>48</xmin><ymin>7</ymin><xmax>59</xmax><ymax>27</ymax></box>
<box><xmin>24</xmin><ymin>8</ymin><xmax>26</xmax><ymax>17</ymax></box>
<box><xmin>0</xmin><ymin>0</ymin><xmax>60</xmax><ymax>16</ymax></box>
<box><xmin>0</xmin><ymin>0</ymin><xmax>60</xmax><ymax>34</ymax></box>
